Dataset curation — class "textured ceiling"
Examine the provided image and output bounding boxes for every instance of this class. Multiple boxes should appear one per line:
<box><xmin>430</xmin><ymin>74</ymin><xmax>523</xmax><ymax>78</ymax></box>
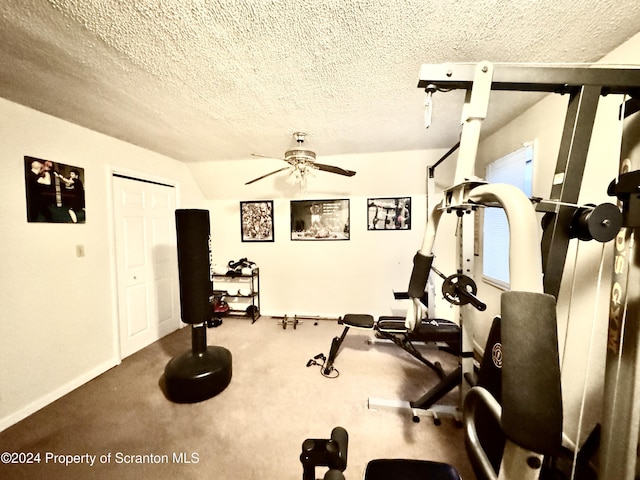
<box><xmin>2</xmin><ymin>0</ymin><xmax>640</xmax><ymax>163</ymax></box>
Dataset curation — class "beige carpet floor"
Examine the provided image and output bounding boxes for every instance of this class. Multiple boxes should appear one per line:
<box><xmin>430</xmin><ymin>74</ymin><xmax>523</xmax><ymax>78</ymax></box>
<box><xmin>0</xmin><ymin>317</ymin><xmax>475</xmax><ymax>479</ymax></box>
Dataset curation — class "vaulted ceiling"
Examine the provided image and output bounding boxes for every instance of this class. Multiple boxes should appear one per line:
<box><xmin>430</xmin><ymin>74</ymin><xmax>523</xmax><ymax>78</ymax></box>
<box><xmin>2</xmin><ymin>0</ymin><xmax>640</xmax><ymax>164</ymax></box>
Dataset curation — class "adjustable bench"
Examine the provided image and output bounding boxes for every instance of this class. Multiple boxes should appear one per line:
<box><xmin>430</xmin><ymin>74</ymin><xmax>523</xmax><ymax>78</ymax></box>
<box><xmin>309</xmin><ymin>262</ymin><xmax>483</xmax><ymax>421</ymax></box>
<box><xmin>323</xmin><ymin>313</ymin><xmax>460</xmax><ymax>381</ymax></box>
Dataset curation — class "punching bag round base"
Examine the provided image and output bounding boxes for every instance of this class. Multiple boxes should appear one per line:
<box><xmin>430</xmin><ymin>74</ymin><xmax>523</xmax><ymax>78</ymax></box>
<box><xmin>164</xmin><ymin>346</ymin><xmax>232</xmax><ymax>403</ymax></box>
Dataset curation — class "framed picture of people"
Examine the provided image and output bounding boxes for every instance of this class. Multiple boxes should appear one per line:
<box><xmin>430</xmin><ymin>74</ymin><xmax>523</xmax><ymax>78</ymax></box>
<box><xmin>240</xmin><ymin>200</ymin><xmax>274</xmax><ymax>242</ymax></box>
<box><xmin>24</xmin><ymin>156</ymin><xmax>86</xmax><ymax>223</ymax></box>
<box><xmin>367</xmin><ymin>196</ymin><xmax>411</xmax><ymax>230</ymax></box>
<box><xmin>290</xmin><ymin>199</ymin><xmax>350</xmax><ymax>240</ymax></box>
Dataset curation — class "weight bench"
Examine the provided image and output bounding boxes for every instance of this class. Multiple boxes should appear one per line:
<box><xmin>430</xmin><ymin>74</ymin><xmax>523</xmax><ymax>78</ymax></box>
<box><xmin>322</xmin><ymin>313</ymin><xmax>460</xmax><ymax>382</ymax></box>
<box><xmin>307</xmin><ymin>266</ymin><xmax>481</xmax><ymax>419</ymax></box>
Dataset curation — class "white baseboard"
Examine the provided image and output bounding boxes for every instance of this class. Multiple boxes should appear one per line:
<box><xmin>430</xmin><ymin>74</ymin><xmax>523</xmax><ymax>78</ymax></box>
<box><xmin>0</xmin><ymin>357</ymin><xmax>119</xmax><ymax>432</ymax></box>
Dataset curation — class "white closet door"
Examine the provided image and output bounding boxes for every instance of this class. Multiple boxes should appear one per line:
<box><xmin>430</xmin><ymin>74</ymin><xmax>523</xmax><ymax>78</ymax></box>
<box><xmin>113</xmin><ymin>175</ymin><xmax>179</xmax><ymax>359</ymax></box>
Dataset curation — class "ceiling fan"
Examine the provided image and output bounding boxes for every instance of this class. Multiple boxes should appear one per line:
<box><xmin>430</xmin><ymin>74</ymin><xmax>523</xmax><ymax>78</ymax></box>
<box><xmin>245</xmin><ymin>132</ymin><xmax>356</xmax><ymax>186</ymax></box>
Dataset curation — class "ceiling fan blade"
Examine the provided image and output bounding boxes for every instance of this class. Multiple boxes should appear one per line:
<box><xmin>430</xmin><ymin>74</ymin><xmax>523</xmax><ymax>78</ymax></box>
<box><xmin>313</xmin><ymin>163</ymin><xmax>356</xmax><ymax>177</ymax></box>
<box><xmin>251</xmin><ymin>153</ymin><xmax>286</xmax><ymax>161</ymax></box>
<box><xmin>245</xmin><ymin>167</ymin><xmax>290</xmax><ymax>185</ymax></box>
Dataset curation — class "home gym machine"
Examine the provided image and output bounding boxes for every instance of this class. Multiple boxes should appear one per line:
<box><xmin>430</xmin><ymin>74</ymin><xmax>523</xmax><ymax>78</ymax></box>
<box><xmin>163</xmin><ymin>209</ymin><xmax>232</xmax><ymax>403</ymax></box>
<box><xmin>416</xmin><ymin>63</ymin><xmax>640</xmax><ymax>480</ymax></box>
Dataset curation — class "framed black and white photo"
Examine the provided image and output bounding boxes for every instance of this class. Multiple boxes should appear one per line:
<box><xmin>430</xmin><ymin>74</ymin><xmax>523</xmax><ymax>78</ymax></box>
<box><xmin>367</xmin><ymin>196</ymin><xmax>411</xmax><ymax>230</ymax></box>
<box><xmin>24</xmin><ymin>155</ymin><xmax>86</xmax><ymax>223</ymax></box>
<box><xmin>240</xmin><ymin>200</ymin><xmax>274</xmax><ymax>242</ymax></box>
<box><xmin>290</xmin><ymin>199</ymin><xmax>350</xmax><ymax>241</ymax></box>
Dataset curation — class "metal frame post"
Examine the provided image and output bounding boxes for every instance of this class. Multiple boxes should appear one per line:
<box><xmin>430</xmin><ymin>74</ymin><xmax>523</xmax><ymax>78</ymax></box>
<box><xmin>541</xmin><ymin>84</ymin><xmax>602</xmax><ymax>298</ymax></box>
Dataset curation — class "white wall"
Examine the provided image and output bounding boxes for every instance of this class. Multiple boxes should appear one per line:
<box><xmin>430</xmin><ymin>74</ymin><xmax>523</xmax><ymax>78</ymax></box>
<box><xmin>0</xmin><ymin>98</ymin><xmax>205</xmax><ymax>430</ymax></box>
<box><xmin>188</xmin><ymin>149</ymin><xmax>458</xmax><ymax>320</ymax></box>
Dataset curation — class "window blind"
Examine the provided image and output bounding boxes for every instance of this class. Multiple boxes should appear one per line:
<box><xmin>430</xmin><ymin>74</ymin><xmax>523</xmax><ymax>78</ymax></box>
<box><xmin>482</xmin><ymin>144</ymin><xmax>534</xmax><ymax>288</ymax></box>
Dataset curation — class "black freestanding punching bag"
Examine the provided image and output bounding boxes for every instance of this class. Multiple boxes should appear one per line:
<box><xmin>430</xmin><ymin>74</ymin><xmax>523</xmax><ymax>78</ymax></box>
<box><xmin>164</xmin><ymin>209</ymin><xmax>232</xmax><ymax>403</ymax></box>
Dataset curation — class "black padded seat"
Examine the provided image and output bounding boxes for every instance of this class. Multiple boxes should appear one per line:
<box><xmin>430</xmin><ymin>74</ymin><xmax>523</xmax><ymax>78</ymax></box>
<box><xmin>365</xmin><ymin>459</ymin><xmax>462</xmax><ymax>480</ymax></box>
<box><xmin>342</xmin><ymin>313</ymin><xmax>375</xmax><ymax>329</ymax></box>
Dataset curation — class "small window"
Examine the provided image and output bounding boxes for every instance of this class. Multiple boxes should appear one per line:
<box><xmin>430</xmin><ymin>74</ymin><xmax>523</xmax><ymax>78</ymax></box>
<box><xmin>482</xmin><ymin>144</ymin><xmax>534</xmax><ymax>289</ymax></box>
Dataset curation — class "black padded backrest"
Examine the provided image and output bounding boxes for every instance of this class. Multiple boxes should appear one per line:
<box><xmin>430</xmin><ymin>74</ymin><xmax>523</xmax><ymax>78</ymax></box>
<box><xmin>501</xmin><ymin>291</ymin><xmax>563</xmax><ymax>456</ymax></box>
<box><xmin>408</xmin><ymin>252</ymin><xmax>434</xmax><ymax>298</ymax></box>
<box><xmin>175</xmin><ymin>209</ymin><xmax>212</xmax><ymax>325</ymax></box>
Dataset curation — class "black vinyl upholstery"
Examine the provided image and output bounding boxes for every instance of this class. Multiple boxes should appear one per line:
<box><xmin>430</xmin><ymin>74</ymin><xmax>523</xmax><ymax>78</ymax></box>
<box><xmin>501</xmin><ymin>291</ymin><xmax>562</xmax><ymax>455</ymax></box>
<box><xmin>364</xmin><ymin>459</ymin><xmax>461</xmax><ymax>480</ymax></box>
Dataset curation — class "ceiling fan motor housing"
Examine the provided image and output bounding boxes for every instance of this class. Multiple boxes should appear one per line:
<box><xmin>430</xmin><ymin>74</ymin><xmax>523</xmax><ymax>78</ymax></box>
<box><xmin>284</xmin><ymin>149</ymin><xmax>316</xmax><ymax>162</ymax></box>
